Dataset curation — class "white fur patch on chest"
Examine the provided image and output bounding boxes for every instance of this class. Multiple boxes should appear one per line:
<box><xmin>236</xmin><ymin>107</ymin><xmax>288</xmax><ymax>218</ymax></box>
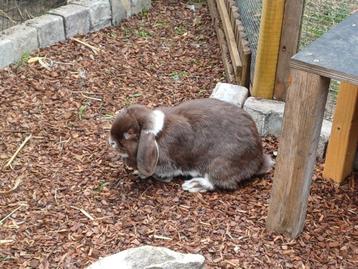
<box><xmin>149</xmin><ymin>110</ymin><xmax>165</xmax><ymax>135</ymax></box>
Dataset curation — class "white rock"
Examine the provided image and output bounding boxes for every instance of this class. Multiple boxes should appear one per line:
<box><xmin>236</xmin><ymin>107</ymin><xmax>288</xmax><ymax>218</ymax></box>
<box><xmin>110</xmin><ymin>0</ymin><xmax>131</xmax><ymax>25</ymax></box>
<box><xmin>87</xmin><ymin>246</ymin><xmax>205</xmax><ymax>269</ymax></box>
<box><xmin>0</xmin><ymin>24</ymin><xmax>38</xmax><ymax>64</ymax></box>
<box><xmin>69</xmin><ymin>0</ymin><xmax>112</xmax><ymax>31</ymax></box>
<box><xmin>48</xmin><ymin>4</ymin><xmax>90</xmax><ymax>38</ymax></box>
<box><xmin>26</xmin><ymin>14</ymin><xmax>65</xmax><ymax>48</ymax></box>
<box><xmin>243</xmin><ymin>97</ymin><xmax>285</xmax><ymax>137</ymax></box>
<box><xmin>210</xmin><ymin>82</ymin><xmax>248</xmax><ymax>108</ymax></box>
<box><xmin>243</xmin><ymin>97</ymin><xmax>333</xmax><ymax>159</ymax></box>
<box><xmin>131</xmin><ymin>0</ymin><xmax>152</xmax><ymax>15</ymax></box>
<box><xmin>317</xmin><ymin>120</ymin><xmax>332</xmax><ymax>160</ymax></box>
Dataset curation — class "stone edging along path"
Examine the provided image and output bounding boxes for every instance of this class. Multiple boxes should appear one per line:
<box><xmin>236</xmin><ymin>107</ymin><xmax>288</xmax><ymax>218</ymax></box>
<box><xmin>0</xmin><ymin>0</ymin><xmax>151</xmax><ymax>68</ymax></box>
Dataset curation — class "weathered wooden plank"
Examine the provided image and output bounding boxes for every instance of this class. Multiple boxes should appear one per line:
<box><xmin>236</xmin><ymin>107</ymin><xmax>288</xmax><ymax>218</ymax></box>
<box><xmin>239</xmin><ymin>38</ymin><xmax>251</xmax><ymax>88</ymax></box>
<box><xmin>252</xmin><ymin>0</ymin><xmax>285</xmax><ymax>99</ymax></box>
<box><xmin>217</xmin><ymin>0</ymin><xmax>242</xmax><ymax>79</ymax></box>
<box><xmin>208</xmin><ymin>0</ymin><xmax>235</xmax><ymax>83</ymax></box>
<box><xmin>323</xmin><ymin>82</ymin><xmax>358</xmax><ymax>183</ymax></box>
<box><xmin>291</xmin><ymin>12</ymin><xmax>358</xmax><ymax>85</ymax></box>
<box><xmin>230</xmin><ymin>6</ymin><xmax>239</xmax><ymax>30</ymax></box>
<box><xmin>274</xmin><ymin>0</ymin><xmax>305</xmax><ymax>100</ymax></box>
<box><xmin>218</xmin><ymin>28</ymin><xmax>236</xmax><ymax>83</ymax></box>
<box><xmin>232</xmin><ymin>13</ymin><xmax>242</xmax><ymax>46</ymax></box>
<box><xmin>266</xmin><ymin>69</ymin><xmax>330</xmax><ymax>238</ymax></box>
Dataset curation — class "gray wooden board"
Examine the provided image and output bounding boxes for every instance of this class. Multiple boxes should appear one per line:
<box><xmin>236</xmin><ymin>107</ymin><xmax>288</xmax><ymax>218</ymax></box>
<box><xmin>290</xmin><ymin>12</ymin><xmax>358</xmax><ymax>85</ymax></box>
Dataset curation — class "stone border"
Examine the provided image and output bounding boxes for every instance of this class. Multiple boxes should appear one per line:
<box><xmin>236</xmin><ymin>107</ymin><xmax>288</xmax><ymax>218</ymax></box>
<box><xmin>210</xmin><ymin>82</ymin><xmax>358</xmax><ymax>169</ymax></box>
<box><xmin>0</xmin><ymin>0</ymin><xmax>151</xmax><ymax>68</ymax></box>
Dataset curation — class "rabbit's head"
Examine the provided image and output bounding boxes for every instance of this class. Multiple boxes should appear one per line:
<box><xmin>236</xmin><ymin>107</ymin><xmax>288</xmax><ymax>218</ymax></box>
<box><xmin>109</xmin><ymin>105</ymin><xmax>164</xmax><ymax>177</ymax></box>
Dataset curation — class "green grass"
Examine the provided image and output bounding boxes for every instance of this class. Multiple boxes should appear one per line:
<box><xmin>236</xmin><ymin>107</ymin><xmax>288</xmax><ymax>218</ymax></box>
<box><xmin>300</xmin><ymin>0</ymin><xmax>355</xmax><ymax>48</ymax></box>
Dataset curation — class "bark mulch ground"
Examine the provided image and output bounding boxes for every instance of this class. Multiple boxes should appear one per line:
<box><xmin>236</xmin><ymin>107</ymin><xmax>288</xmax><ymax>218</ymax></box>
<box><xmin>0</xmin><ymin>1</ymin><xmax>357</xmax><ymax>268</ymax></box>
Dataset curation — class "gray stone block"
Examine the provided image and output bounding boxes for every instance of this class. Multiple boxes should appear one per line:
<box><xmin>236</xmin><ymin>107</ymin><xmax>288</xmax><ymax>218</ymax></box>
<box><xmin>244</xmin><ymin>97</ymin><xmax>334</xmax><ymax>159</ymax></box>
<box><xmin>0</xmin><ymin>24</ymin><xmax>38</xmax><ymax>64</ymax></box>
<box><xmin>48</xmin><ymin>4</ymin><xmax>90</xmax><ymax>38</ymax></box>
<box><xmin>110</xmin><ymin>0</ymin><xmax>131</xmax><ymax>25</ymax></box>
<box><xmin>244</xmin><ymin>97</ymin><xmax>285</xmax><ymax>137</ymax></box>
<box><xmin>26</xmin><ymin>14</ymin><xmax>65</xmax><ymax>48</ymax></box>
<box><xmin>317</xmin><ymin>120</ymin><xmax>332</xmax><ymax>160</ymax></box>
<box><xmin>69</xmin><ymin>0</ymin><xmax>112</xmax><ymax>31</ymax></box>
<box><xmin>0</xmin><ymin>38</ymin><xmax>14</xmax><ymax>68</ymax></box>
<box><xmin>87</xmin><ymin>245</ymin><xmax>205</xmax><ymax>269</ymax></box>
<box><xmin>210</xmin><ymin>82</ymin><xmax>248</xmax><ymax>108</ymax></box>
<box><xmin>131</xmin><ymin>0</ymin><xmax>151</xmax><ymax>15</ymax></box>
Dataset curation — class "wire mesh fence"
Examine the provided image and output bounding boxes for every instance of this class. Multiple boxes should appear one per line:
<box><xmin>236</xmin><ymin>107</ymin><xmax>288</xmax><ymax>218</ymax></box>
<box><xmin>235</xmin><ymin>0</ymin><xmax>261</xmax><ymax>78</ymax></box>
<box><xmin>0</xmin><ymin>0</ymin><xmax>66</xmax><ymax>31</ymax></box>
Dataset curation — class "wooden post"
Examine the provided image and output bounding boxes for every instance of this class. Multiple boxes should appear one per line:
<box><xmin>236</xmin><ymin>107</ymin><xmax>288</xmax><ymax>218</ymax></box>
<box><xmin>323</xmin><ymin>82</ymin><xmax>358</xmax><ymax>183</ymax></box>
<box><xmin>217</xmin><ymin>0</ymin><xmax>242</xmax><ymax>82</ymax></box>
<box><xmin>274</xmin><ymin>0</ymin><xmax>305</xmax><ymax>100</ymax></box>
<box><xmin>208</xmin><ymin>0</ymin><xmax>235</xmax><ymax>83</ymax></box>
<box><xmin>266</xmin><ymin>69</ymin><xmax>330</xmax><ymax>238</ymax></box>
<box><xmin>251</xmin><ymin>0</ymin><xmax>285</xmax><ymax>99</ymax></box>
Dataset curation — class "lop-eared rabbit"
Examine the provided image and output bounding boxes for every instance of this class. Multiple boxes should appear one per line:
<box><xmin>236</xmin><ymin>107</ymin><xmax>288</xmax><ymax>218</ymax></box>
<box><xmin>109</xmin><ymin>98</ymin><xmax>273</xmax><ymax>192</ymax></box>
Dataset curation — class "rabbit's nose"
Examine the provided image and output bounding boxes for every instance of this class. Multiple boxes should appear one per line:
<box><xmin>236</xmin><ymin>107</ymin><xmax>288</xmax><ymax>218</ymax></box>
<box><xmin>108</xmin><ymin>137</ymin><xmax>117</xmax><ymax>149</ymax></box>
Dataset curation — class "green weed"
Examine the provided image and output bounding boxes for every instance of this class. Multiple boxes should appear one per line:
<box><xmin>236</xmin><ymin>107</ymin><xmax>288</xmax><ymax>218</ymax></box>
<box><xmin>140</xmin><ymin>8</ymin><xmax>149</xmax><ymax>18</ymax></box>
<box><xmin>170</xmin><ymin>71</ymin><xmax>189</xmax><ymax>81</ymax></box>
<box><xmin>174</xmin><ymin>25</ymin><xmax>187</xmax><ymax>36</ymax></box>
<box><xmin>78</xmin><ymin>101</ymin><xmax>91</xmax><ymax>120</ymax></box>
<box><xmin>16</xmin><ymin>51</ymin><xmax>30</xmax><ymax>67</ymax></box>
<box><xmin>95</xmin><ymin>180</ymin><xmax>109</xmax><ymax>192</ymax></box>
<box><xmin>136</xmin><ymin>28</ymin><xmax>151</xmax><ymax>38</ymax></box>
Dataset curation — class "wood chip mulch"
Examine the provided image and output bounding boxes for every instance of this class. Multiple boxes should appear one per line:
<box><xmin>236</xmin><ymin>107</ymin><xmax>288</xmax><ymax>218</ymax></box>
<box><xmin>0</xmin><ymin>1</ymin><xmax>357</xmax><ymax>268</ymax></box>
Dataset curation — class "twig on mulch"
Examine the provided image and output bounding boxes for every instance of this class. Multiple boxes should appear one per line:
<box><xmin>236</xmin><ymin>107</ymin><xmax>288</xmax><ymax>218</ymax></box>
<box><xmin>28</xmin><ymin>57</ymin><xmax>53</xmax><ymax>70</ymax></box>
<box><xmin>153</xmin><ymin>235</ymin><xmax>172</xmax><ymax>241</ymax></box>
<box><xmin>70</xmin><ymin>206</ymin><xmax>95</xmax><ymax>221</ymax></box>
<box><xmin>0</xmin><ymin>204</ymin><xmax>27</xmax><ymax>225</ymax></box>
<box><xmin>81</xmin><ymin>92</ymin><xmax>103</xmax><ymax>101</ymax></box>
<box><xmin>71</xmin><ymin>38</ymin><xmax>101</xmax><ymax>54</ymax></box>
<box><xmin>0</xmin><ymin>239</ymin><xmax>14</xmax><ymax>244</ymax></box>
<box><xmin>0</xmin><ymin>177</ymin><xmax>22</xmax><ymax>194</ymax></box>
<box><xmin>4</xmin><ymin>134</ymin><xmax>31</xmax><ymax>168</ymax></box>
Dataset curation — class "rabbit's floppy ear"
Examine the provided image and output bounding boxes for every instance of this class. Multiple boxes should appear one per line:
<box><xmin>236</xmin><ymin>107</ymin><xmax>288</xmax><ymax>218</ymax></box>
<box><xmin>137</xmin><ymin>131</ymin><xmax>159</xmax><ymax>177</ymax></box>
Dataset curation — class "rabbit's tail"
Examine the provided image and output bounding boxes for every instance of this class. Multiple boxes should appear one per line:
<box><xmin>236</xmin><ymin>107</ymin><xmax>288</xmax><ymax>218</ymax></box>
<box><xmin>256</xmin><ymin>153</ymin><xmax>275</xmax><ymax>175</ymax></box>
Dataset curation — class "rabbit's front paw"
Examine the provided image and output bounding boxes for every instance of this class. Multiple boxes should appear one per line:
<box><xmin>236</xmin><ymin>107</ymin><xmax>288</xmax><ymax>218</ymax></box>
<box><xmin>182</xmin><ymin>176</ymin><xmax>214</xmax><ymax>192</ymax></box>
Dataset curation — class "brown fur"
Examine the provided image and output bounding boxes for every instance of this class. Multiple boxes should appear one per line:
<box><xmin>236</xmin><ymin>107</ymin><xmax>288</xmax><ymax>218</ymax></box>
<box><xmin>110</xmin><ymin>98</ymin><xmax>273</xmax><ymax>191</ymax></box>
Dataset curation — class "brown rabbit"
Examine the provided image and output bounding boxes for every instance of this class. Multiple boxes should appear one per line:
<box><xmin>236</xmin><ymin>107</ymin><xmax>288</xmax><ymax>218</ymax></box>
<box><xmin>109</xmin><ymin>98</ymin><xmax>273</xmax><ymax>192</ymax></box>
